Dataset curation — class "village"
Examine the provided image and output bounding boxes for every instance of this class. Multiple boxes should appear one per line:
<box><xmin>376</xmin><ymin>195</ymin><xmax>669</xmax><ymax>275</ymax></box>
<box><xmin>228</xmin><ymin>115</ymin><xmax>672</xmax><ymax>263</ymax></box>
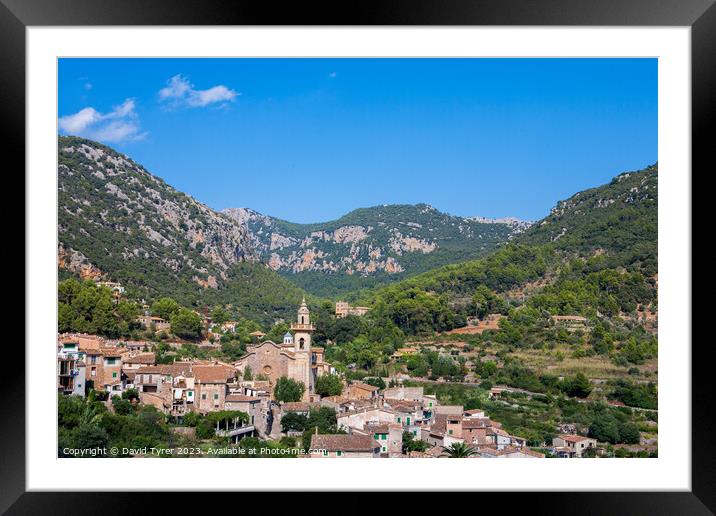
<box><xmin>58</xmin><ymin>295</ymin><xmax>608</xmax><ymax>459</ymax></box>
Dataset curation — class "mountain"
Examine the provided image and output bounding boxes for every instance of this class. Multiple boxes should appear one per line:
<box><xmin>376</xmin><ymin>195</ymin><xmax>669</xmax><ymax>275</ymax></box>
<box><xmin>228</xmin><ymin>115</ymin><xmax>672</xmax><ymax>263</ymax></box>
<box><xmin>354</xmin><ymin>164</ymin><xmax>658</xmax><ymax>335</ymax></box>
<box><xmin>518</xmin><ymin>164</ymin><xmax>658</xmax><ymax>274</ymax></box>
<box><xmin>223</xmin><ymin>204</ymin><xmax>530</xmax><ymax>297</ymax></box>
<box><xmin>58</xmin><ymin>136</ymin><xmax>307</xmax><ymax>323</ymax></box>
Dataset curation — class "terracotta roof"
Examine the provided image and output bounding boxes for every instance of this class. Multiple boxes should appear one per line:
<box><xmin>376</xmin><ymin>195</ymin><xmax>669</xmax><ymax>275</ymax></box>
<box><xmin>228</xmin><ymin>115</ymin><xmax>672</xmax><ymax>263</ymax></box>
<box><xmin>365</xmin><ymin>423</ymin><xmax>391</xmax><ymax>434</ymax></box>
<box><xmin>384</xmin><ymin>399</ymin><xmax>420</xmax><ymax>412</ymax></box>
<box><xmin>123</xmin><ymin>353</ymin><xmax>155</xmax><ymax>364</ymax></box>
<box><xmin>462</xmin><ymin>418</ymin><xmax>493</xmax><ymax>429</ymax></box>
<box><xmin>322</xmin><ymin>396</ymin><xmax>348</xmax><ymax>404</ymax></box>
<box><xmin>487</xmin><ymin>427</ymin><xmax>510</xmax><ymax>437</ymax></box>
<box><xmin>282</xmin><ymin>402</ymin><xmax>313</xmax><ymax>412</ymax></box>
<box><xmin>100</xmin><ymin>347</ymin><xmax>122</xmax><ymax>357</ymax></box>
<box><xmin>350</xmin><ymin>381</ymin><xmax>379</xmax><ymax>392</ymax></box>
<box><xmin>310</xmin><ymin>434</ymin><xmax>379</xmax><ymax>452</ymax></box>
<box><xmin>193</xmin><ymin>364</ymin><xmax>235</xmax><ymax>383</ymax></box>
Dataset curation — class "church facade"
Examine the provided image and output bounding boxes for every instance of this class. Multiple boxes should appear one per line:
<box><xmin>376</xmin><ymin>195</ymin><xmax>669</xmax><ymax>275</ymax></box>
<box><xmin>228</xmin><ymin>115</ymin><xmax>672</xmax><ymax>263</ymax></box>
<box><xmin>233</xmin><ymin>299</ymin><xmax>332</xmax><ymax>402</ymax></box>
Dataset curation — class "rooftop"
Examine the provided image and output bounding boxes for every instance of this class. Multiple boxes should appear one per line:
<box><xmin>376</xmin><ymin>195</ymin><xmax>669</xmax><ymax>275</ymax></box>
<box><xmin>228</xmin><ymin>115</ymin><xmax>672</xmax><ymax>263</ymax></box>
<box><xmin>310</xmin><ymin>434</ymin><xmax>379</xmax><ymax>452</ymax></box>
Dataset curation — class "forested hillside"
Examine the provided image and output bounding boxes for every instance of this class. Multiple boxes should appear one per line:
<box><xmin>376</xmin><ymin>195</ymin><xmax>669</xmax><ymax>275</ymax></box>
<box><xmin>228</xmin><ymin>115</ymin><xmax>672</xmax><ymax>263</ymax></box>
<box><xmin>353</xmin><ymin>165</ymin><xmax>658</xmax><ymax>343</ymax></box>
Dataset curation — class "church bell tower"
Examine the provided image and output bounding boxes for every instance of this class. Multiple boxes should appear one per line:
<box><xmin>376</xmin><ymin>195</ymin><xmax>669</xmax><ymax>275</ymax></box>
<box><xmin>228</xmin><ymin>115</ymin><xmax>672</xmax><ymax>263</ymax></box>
<box><xmin>290</xmin><ymin>297</ymin><xmax>314</xmax><ymax>353</ymax></box>
<box><xmin>290</xmin><ymin>298</ymin><xmax>314</xmax><ymax>401</ymax></box>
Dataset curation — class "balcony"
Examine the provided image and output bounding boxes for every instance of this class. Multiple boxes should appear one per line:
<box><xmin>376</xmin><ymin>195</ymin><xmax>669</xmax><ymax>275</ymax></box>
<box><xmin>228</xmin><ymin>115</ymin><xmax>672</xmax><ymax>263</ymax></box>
<box><xmin>216</xmin><ymin>425</ymin><xmax>256</xmax><ymax>438</ymax></box>
<box><xmin>289</xmin><ymin>323</ymin><xmax>314</xmax><ymax>331</ymax></box>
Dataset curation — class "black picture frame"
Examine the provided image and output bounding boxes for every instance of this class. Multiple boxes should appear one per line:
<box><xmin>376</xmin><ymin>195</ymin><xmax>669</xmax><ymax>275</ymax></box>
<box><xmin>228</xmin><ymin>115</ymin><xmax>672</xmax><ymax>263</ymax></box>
<box><xmin>5</xmin><ymin>0</ymin><xmax>709</xmax><ymax>512</ymax></box>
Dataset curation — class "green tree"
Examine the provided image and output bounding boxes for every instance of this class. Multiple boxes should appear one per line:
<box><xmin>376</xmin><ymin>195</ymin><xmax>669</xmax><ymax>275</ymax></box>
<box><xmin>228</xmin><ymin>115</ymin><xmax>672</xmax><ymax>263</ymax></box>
<box><xmin>274</xmin><ymin>377</ymin><xmax>306</xmax><ymax>403</ymax></box>
<box><xmin>151</xmin><ymin>297</ymin><xmax>181</xmax><ymax>320</ymax></box>
<box><xmin>314</xmin><ymin>374</ymin><xmax>343</xmax><ymax>397</ymax></box>
<box><xmin>281</xmin><ymin>412</ymin><xmax>309</xmax><ymax>433</ymax></box>
<box><xmin>170</xmin><ymin>308</ymin><xmax>203</xmax><ymax>340</ymax></box>
<box><xmin>564</xmin><ymin>373</ymin><xmax>593</xmax><ymax>398</ymax></box>
<box><xmin>402</xmin><ymin>431</ymin><xmax>429</xmax><ymax>454</ymax></box>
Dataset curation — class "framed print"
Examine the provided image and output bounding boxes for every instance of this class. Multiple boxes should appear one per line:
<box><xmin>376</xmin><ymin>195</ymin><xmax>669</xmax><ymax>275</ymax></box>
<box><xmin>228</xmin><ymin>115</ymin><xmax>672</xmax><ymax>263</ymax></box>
<box><xmin>5</xmin><ymin>0</ymin><xmax>712</xmax><ymax>512</ymax></box>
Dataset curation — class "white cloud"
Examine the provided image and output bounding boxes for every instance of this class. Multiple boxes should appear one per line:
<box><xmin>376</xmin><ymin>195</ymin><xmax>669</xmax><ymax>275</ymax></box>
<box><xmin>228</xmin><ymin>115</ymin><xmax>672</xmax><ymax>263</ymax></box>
<box><xmin>158</xmin><ymin>74</ymin><xmax>238</xmax><ymax>108</ymax></box>
<box><xmin>58</xmin><ymin>98</ymin><xmax>146</xmax><ymax>144</ymax></box>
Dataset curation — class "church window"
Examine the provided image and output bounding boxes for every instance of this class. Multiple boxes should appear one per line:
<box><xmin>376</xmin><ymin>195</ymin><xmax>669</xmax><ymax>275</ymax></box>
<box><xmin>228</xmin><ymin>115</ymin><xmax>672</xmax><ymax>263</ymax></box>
<box><xmin>299</xmin><ymin>338</ymin><xmax>305</xmax><ymax>350</ymax></box>
<box><xmin>301</xmin><ymin>316</ymin><xmax>305</xmax><ymax>324</ymax></box>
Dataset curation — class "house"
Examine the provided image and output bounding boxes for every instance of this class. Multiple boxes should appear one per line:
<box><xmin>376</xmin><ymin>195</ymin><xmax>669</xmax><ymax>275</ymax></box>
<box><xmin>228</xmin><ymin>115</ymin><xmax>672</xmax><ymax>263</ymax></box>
<box><xmin>134</xmin><ymin>363</ymin><xmax>196</xmax><ymax>416</ymax></box>
<box><xmin>225</xmin><ymin>394</ymin><xmax>262</xmax><ymax>429</ymax></box>
<box><xmin>486</xmin><ymin>427</ymin><xmax>512</xmax><ymax>450</ymax></box>
<box><xmin>83</xmin><ymin>346</ymin><xmax>123</xmax><ymax>394</ymax></box>
<box><xmin>310</xmin><ymin>433</ymin><xmax>381</xmax><ymax>458</ymax></box>
<box><xmin>383</xmin><ymin>399</ymin><xmax>425</xmax><ymax>436</ymax></box>
<box><xmin>383</xmin><ymin>386</ymin><xmax>424</xmax><ymax>402</ymax></box>
<box><xmin>361</xmin><ymin>422</ymin><xmax>403</xmax><ymax>456</ymax></box>
<box><xmin>335</xmin><ymin>301</ymin><xmax>369</xmax><ymax>318</ymax></box>
<box><xmin>488</xmin><ymin>387</ymin><xmax>504</xmax><ymax>398</ymax></box>
<box><xmin>345</xmin><ymin>381</ymin><xmax>380</xmax><ymax>400</ymax></box>
<box><xmin>57</xmin><ymin>340</ymin><xmax>86</xmax><ymax>397</ymax></box>
<box><xmin>193</xmin><ymin>363</ymin><xmax>236</xmax><ymax>413</ymax></box>
<box><xmin>337</xmin><ymin>407</ymin><xmax>397</xmax><ymax>432</ymax></box>
<box><xmin>464</xmin><ymin>409</ymin><xmax>486</xmax><ymax>419</ymax></box>
<box><xmin>422</xmin><ymin>413</ymin><xmax>464</xmax><ymax>447</ymax></box>
<box><xmin>121</xmin><ymin>352</ymin><xmax>156</xmax><ymax>371</ymax></box>
<box><xmin>136</xmin><ymin>315</ymin><xmax>171</xmax><ymax>332</ymax></box>
<box><xmin>552</xmin><ymin>434</ymin><xmax>598</xmax><ymax>457</ymax></box>
<box><xmin>461</xmin><ymin>418</ymin><xmax>493</xmax><ymax>445</ymax></box>
<box><xmin>433</xmin><ymin>405</ymin><xmax>464</xmax><ymax>416</ymax></box>
<box><xmin>96</xmin><ymin>280</ymin><xmax>125</xmax><ymax>296</ymax></box>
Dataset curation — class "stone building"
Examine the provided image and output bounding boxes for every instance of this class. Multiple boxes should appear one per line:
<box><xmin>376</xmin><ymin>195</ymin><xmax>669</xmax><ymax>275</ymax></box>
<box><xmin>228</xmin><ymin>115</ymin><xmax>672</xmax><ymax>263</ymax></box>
<box><xmin>335</xmin><ymin>301</ymin><xmax>369</xmax><ymax>318</ymax></box>
<box><xmin>233</xmin><ymin>299</ymin><xmax>331</xmax><ymax>402</ymax></box>
<box><xmin>310</xmin><ymin>433</ymin><xmax>381</xmax><ymax>458</ymax></box>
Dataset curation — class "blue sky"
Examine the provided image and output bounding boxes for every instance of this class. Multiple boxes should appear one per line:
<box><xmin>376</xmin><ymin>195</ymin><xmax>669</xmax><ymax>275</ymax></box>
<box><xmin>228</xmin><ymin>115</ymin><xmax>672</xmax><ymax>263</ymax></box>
<box><xmin>58</xmin><ymin>58</ymin><xmax>657</xmax><ymax>223</ymax></box>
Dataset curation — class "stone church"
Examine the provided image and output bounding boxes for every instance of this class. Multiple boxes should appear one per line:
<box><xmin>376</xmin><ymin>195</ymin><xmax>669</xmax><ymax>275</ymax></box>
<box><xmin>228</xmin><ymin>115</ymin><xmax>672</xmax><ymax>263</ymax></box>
<box><xmin>233</xmin><ymin>299</ymin><xmax>332</xmax><ymax>401</ymax></box>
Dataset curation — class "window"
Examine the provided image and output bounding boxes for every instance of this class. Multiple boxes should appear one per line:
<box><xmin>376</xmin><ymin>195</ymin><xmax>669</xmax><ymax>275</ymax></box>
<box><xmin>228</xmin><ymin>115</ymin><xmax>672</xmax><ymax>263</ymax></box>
<box><xmin>299</xmin><ymin>338</ymin><xmax>305</xmax><ymax>350</ymax></box>
<box><xmin>213</xmin><ymin>393</ymin><xmax>219</xmax><ymax>400</ymax></box>
<box><xmin>381</xmin><ymin>434</ymin><xmax>387</xmax><ymax>440</ymax></box>
<box><xmin>406</xmin><ymin>417</ymin><xmax>411</xmax><ymax>425</ymax></box>
<box><xmin>448</xmin><ymin>429</ymin><xmax>453</xmax><ymax>435</ymax></box>
<box><xmin>397</xmin><ymin>417</ymin><xmax>401</xmax><ymax>423</ymax></box>
<box><xmin>382</xmin><ymin>447</ymin><xmax>387</xmax><ymax>453</ymax></box>
<box><xmin>336</xmin><ymin>451</ymin><xmax>342</xmax><ymax>457</ymax></box>
<box><xmin>202</xmin><ymin>394</ymin><xmax>207</xmax><ymax>400</ymax></box>
<box><xmin>112</xmin><ymin>372</ymin><xmax>117</xmax><ymax>378</ymax></box>
<box><xmin>323</xmin><ymin>450</ymin><xmax>328</xmax><ymax>456</ymax></box>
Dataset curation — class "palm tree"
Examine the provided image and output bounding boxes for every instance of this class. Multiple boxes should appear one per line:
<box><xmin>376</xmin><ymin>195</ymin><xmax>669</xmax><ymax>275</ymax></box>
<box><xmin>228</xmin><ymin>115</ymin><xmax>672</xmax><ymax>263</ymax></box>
<box><xmin>441</xmin><ymin>441</ymin><xmax>477</xmax><ymax>458</ymax></box>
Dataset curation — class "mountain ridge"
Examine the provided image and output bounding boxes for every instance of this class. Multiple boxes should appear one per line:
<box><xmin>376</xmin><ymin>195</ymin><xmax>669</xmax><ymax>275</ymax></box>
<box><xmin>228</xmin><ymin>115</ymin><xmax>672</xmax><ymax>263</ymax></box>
<box><xmin>223</xmin><ymin>203</ymin><xmax>531</xmax><ymax>297</ymax></box>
